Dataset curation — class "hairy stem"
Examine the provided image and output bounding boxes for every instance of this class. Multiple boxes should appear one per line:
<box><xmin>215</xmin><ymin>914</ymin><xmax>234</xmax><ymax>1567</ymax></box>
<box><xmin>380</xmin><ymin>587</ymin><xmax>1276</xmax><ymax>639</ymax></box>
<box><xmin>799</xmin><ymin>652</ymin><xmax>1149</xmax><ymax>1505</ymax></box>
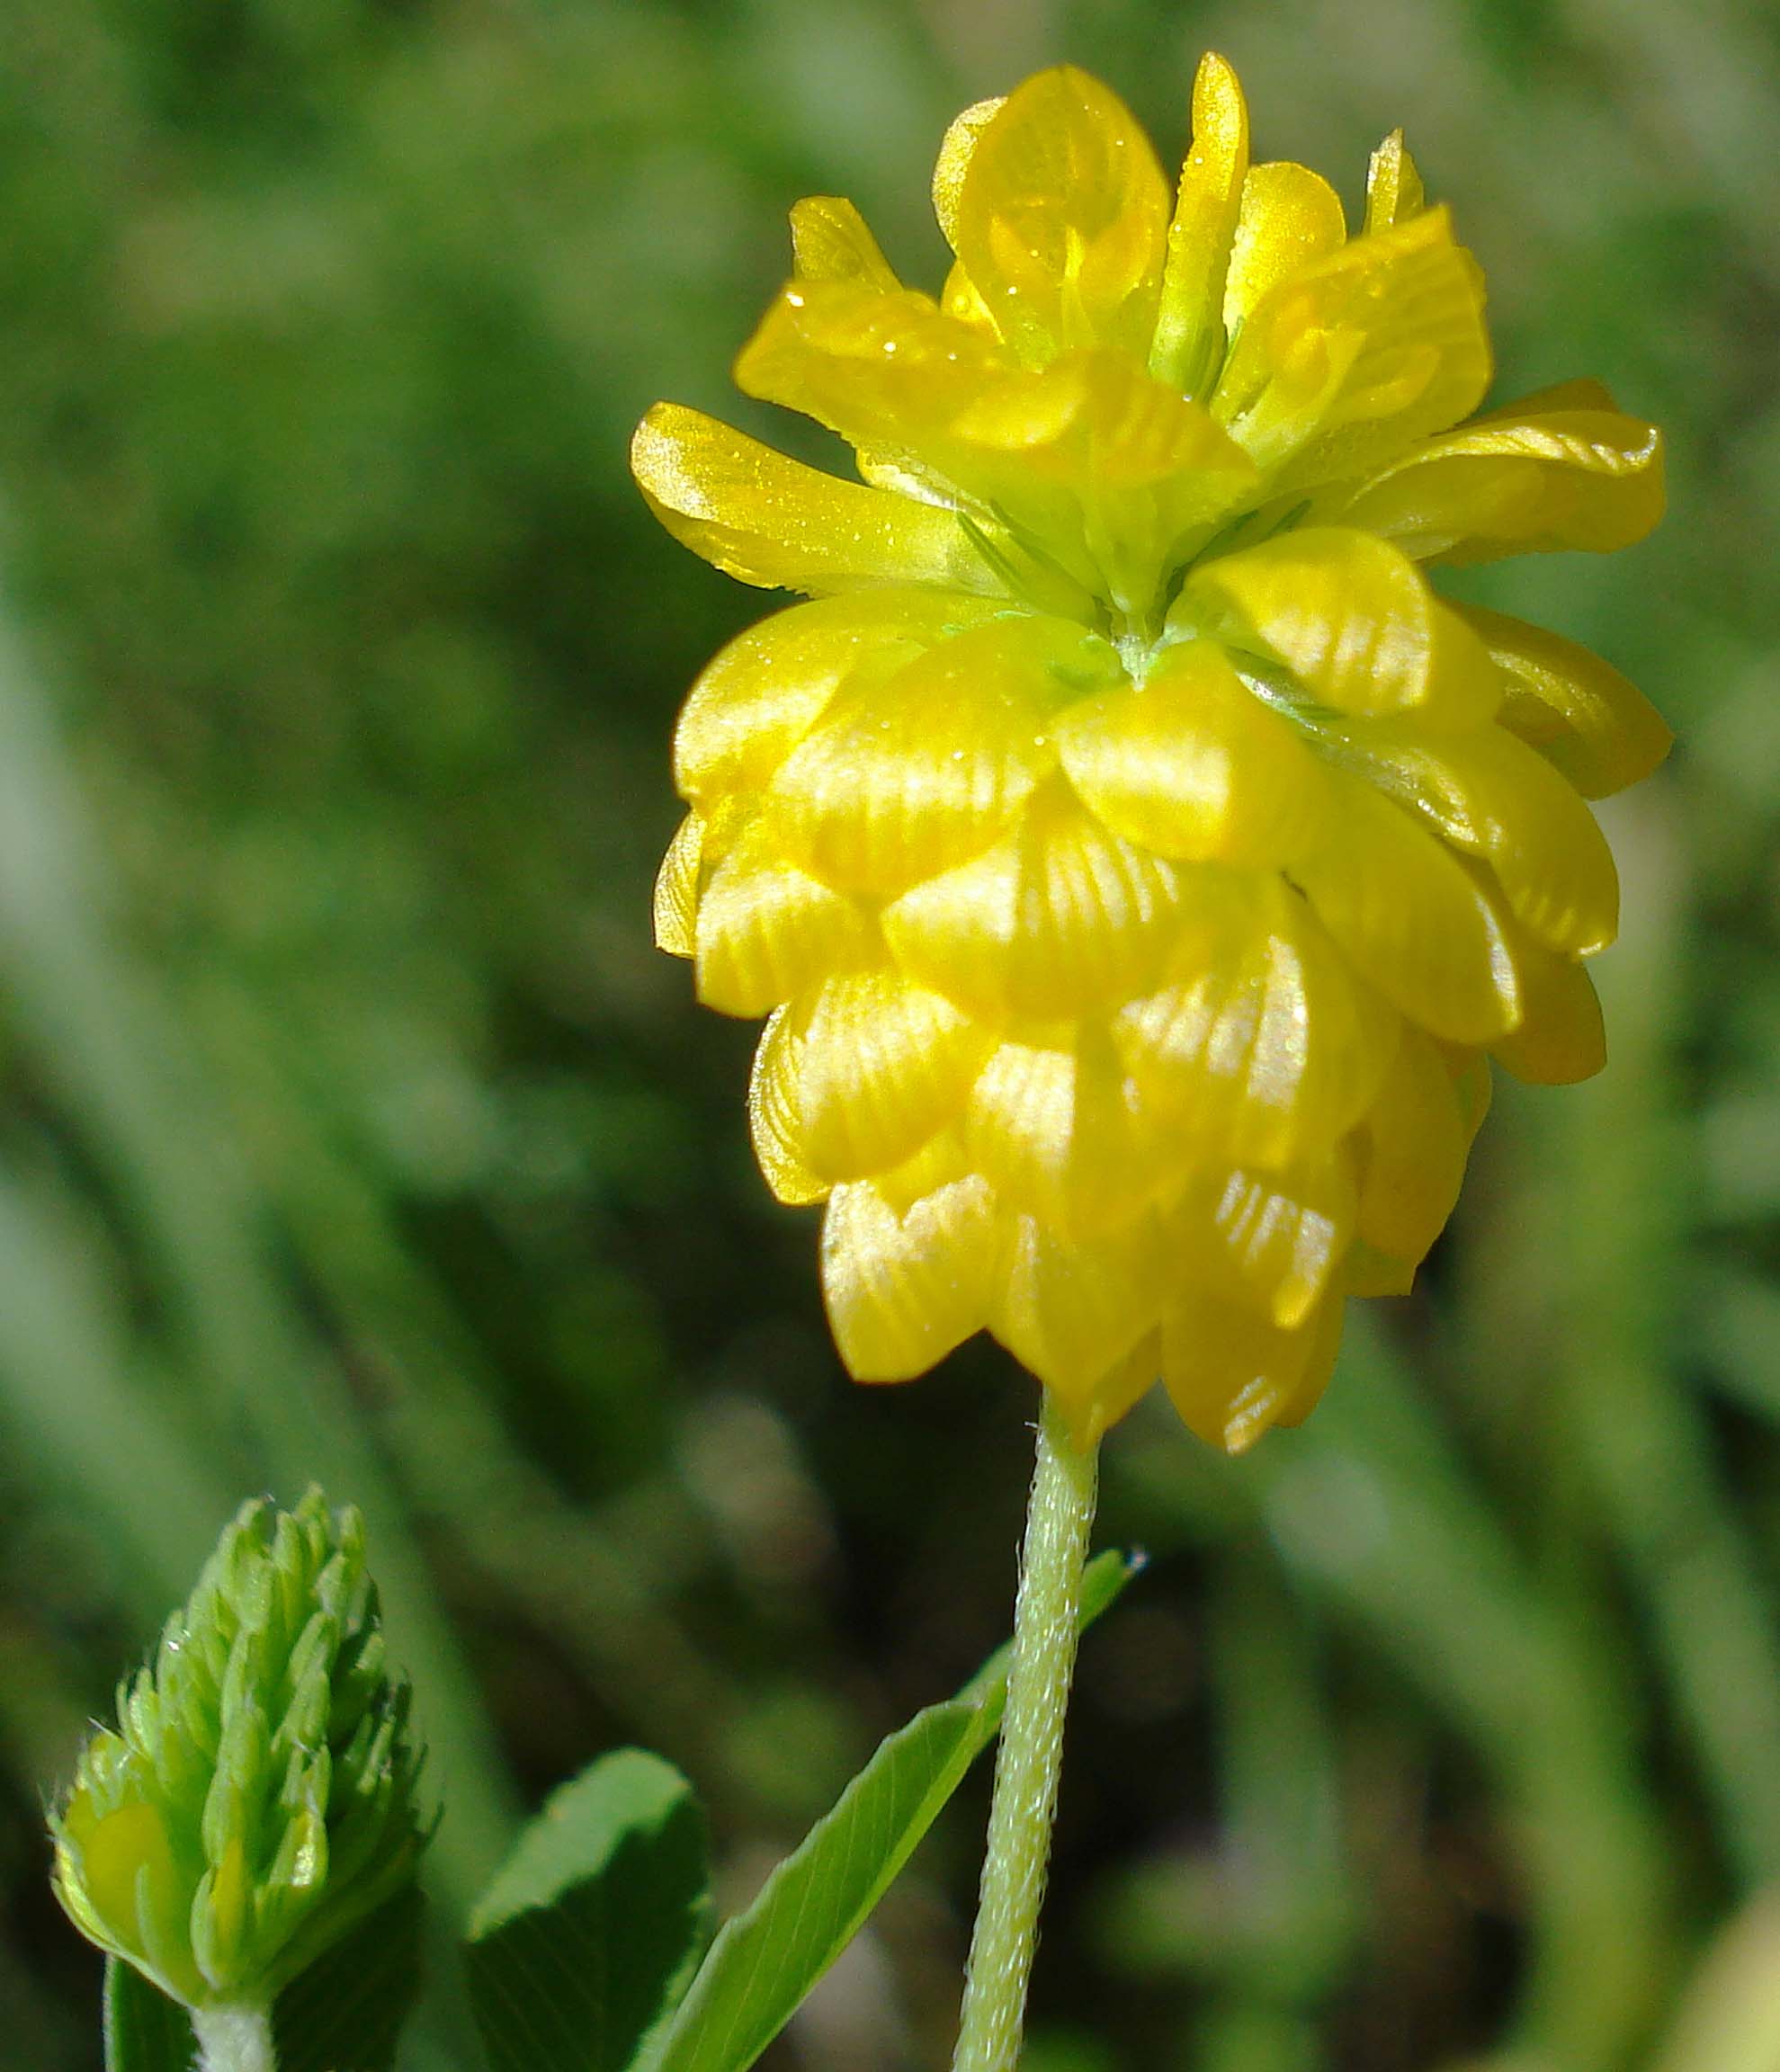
<box><xmin>191</xmin><ymin>2003</ymin><xmax>276</xmax><ymax>2072</ymax></box>
<box><xmin>952</xmin><ymin>1393</ymin><xmax>1101</xmax><ymax>2072</ymax></box>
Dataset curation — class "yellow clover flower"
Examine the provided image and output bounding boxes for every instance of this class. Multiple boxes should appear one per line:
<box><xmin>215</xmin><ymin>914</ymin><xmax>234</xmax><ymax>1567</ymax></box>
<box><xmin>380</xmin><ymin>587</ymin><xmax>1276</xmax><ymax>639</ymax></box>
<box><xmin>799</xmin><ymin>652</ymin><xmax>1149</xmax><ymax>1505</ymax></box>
<box><xmin>632</xmin><ymin>58</ymin><xmax>1668</xmax><ymax>1453</ymax></box>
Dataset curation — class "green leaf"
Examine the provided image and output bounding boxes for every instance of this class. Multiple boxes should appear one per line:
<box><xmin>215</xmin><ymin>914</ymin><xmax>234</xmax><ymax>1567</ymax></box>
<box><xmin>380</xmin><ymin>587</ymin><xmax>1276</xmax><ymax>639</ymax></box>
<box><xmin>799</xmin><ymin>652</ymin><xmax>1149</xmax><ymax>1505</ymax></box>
<box><xmin>648</xmin><ymin>1547</ymin><xmax>1141</xmax><ymax>2072</ymax></box>
<box><xmin>273</xmin><ymin>1888</ymin><xmax>426</xmax><ymax>2072</ymax></box>
<box><xmin>103</xmin><ymin>1960</ymin><xmax>196</xmax><ymax>2072</ymax></box>
<box><xmin>466</xmin><ymin>1748</ymin><xmax>713</xmax><ymax>2072</ymax></box>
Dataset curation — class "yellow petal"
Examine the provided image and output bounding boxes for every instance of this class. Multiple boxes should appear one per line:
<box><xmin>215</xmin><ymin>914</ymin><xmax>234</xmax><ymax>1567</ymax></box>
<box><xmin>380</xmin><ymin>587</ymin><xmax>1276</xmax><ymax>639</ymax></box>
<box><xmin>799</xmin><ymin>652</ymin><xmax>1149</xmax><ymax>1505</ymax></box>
<box><xmin>764</xmin><ymin>615</ymin><xmax>1112</xmax><ymax>898</ymax></box>
<box><xmin>1294</xmin><ymin>773</ymin><xmax>1521</xmax><ymax>1042</ymax></box>
<box><xmin>1491</xmin><ymin>938</ymin><xmax>1605</xmax><ymax>1085</ymax></box>
<box><xmin>1214</xmin><ymin>206</ymin><xmax>1490</xmax><ymax>491</ymax></box>
<box><xmin>1114</xmin><ymin>875</ymin><xmax>1398</xmax><ymax>1167</ymax></box>
<box><xmin>654</xmin><ymin>812</ymin><xmax>702</xmax><ymax>958</ymax></box>
<box><xmin>1186</xmin><ymin>526</ymin><xmax>1500</xmax><ymax>723</ymax></box>
<box><xmin>934</xmin><ymin>97</ymin><xmax>1006</xmax><ymax>251</ymax></box>
<box><xmin>694</xmin><ymin>832</ymin><xmax>876</xmax><ymax>1016</ymax></box>
<box><xmin>822</xmin><ymin>1174</ymin><xmax>1001</xmax><ymax>1380</ymax></box>
<box><xmin>747</xmin><ymin>1008</ymin><xmax>828</xmax><ymax>1205</ymax></box>
<box><xmin>1222</xmin><ymin>161</ymin><xmax>1346</xmax><ymax>331</ymax></box>
<box><xmin>882</xmin><ymin>780</ymin><xmax>1188</xmax><ymax>1022</ymax></box>
<box><xmin>1150</xmin><ymin>51</ymin><xmax>1250</xmax><ymax>397</ymax></box>
<box><xmin>963</xmin><ymin>1032</ymin><xmax>1170</xmax><ymax>1233</ymax></box>
<box><xmin>674</xmin><ymin>590</ymin><xmax>1002</xmax><ymax>807</ymax></box>
<box><xmin>953</xmin><ymin>67</ymin><xmax>1171</xmax><ymax>365</ymax></box>
<box><xmin>795</xmin><ymin>968</ymin><xmax>992</xmax><ymax>1179</ymax></box>
<box><xmin>1355</xmin><ymin>1024</ymin><xmax>1466</xmax><ymax>1265</ymax></box>
<box><xmin>1058</xmin><ymin>638</ymin><xmax>1331</xmax><ymax>864</ymax></box>
<box><xmin>1336</xmin><ymin>716</ymin><xmax>1619</xmax><ymax>955</ymax></box>
<box><xmin>994</xmin><ymin>1210</ymin><xmax>1171</xmax><ymax>1407</ymax></box>
<box><xmin>1328</xmin><ymin>384</ymin><xmax>1665</xmax><ymax>563</ymax></box>
<box><xmin>1208</xmin><ymin>1149</ymin><xmax>1356</xmax><ymax>1329</ymax></box>
<box><xmin>1056</xmin><ymin>1331</ymin><xmax>1162</xmax><ymax>1448</ymax></box>
<box><xmin>1364</xmin><ymin>130</ymin><xmax>1426</xmax><ymax>234</ymax></box>
<box><xmin>1454</xmin><ymin>603</ymin><xmax>1672</xmax><ymax>799</ymax></box>
<box><xmin>872</xmin><ymin>1127</ymin><xmax>973</xmax><ymax>1215</ymax></box>
<box><xmin>1162</xmin><ymin>1281</ymin><xmax>1344</xmax><ymax>1451</ymax></box>
<box><xmin>631</xmin><ymin>402</ymin><xmax>1001</xmax><ymax>597</ymax></box>
<box><xmin>790</xmin><ymin>196</ymin><xmax>900</xmax><ymax>289</ymax></box>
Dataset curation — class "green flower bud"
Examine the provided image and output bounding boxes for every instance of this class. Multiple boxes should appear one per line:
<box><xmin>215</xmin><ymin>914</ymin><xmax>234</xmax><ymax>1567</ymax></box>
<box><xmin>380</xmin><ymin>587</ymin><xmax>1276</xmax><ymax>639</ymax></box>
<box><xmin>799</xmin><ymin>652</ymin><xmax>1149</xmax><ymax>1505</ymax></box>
<box><xmin>50</xmin><ymin>1487</ymin><xmax>432</xmax><ymax>2011</ymax></box>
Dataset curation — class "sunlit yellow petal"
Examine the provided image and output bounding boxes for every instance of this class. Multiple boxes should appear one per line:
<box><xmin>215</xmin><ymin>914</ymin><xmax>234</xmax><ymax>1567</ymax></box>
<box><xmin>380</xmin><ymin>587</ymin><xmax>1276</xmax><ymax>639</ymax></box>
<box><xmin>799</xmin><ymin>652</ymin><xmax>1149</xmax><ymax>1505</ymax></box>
<box><xmin>654</xmin><ymin>811</ymin><xmax>702</xmax><ymax>958</ymax></box>
<box><xmin>1336</xmin><ymin>715</ymin><xmax>1619</xmax><ymax>955</ymax></box>
<box><xmin>1186</xmin><ymin>526</ymin><xmax>1499</xmax><ymax>724</ymax></box>
<box><xmin>674</xmin><ymin>590</ymin><xmax>1002</xmax><ymax>805</ymax></box>
<box><xmin>790</xmin><ymin>195</ymin><xmax>901</xmax><ymax>290</ymax></box>
<box><xmin>1328</xmin><ymin>383</ymin><xmax>1665</xmax><ymax>562</ymax></box>
<box><xmin>765</xmin><ymin>616</ymin><xmax>1114</xmax><ymax>898</ymax></box>
<box><xmin>822</xmin><ymin>1174</ymin><xmax>1001</xmax><ymax>1379</ymax></box>
<box><xmin>1214</xmin><ymin>206</ymin><xmax>1489</xmax><ymax>490</ymax></box>
<box><xmin>1491</xmin><ymin>937</ymin><xmax>1606</xmax><ymax>1085</ymax></box>
<box><xmin>631</xmin><ymin>402</ymin><xmax>1003</xmax><ymax>597</ymax></box>
<box><xmin>882</xmin><ymin>779</ymin><xmax>1187</xmax><ymax>1022</ymax></box>
<box><xmin>1222</xmin><ymin>161</ymin><xmax>1346</xmax><ymax>331</ymax></box>
<box><xmin>1295</xmin><ymin>773</ymin><xmax>1521</xmax><ymax>1042</ymax></box>
<box><xmin>995</xmin><ymin>1210</ymin><xmax>1170</xmax><ymax>1405</ymax></box>
<box><xmin>1162</xmin><ymin>1281</ymin><xmax>1343</xmax><ymax>1451</ymax></box>
<box><xmin>694</xmin><ymin>831</ymin><xmax>876</xmax><ymax>1015</ymax></box>
<box><xmin>1356</xmin><ymin>1023</ymin><xmax>1464</xmax><ymax>1267</ymax></box>
<box><xmin>1058</xmin><ymin>638</ymin><xmax>1331</xmax><ymax>863</ymax></box>
<box><xmin>795</xmin><ymin>968</ymin><xmax>993</xmax><ymax>1179</ymax></box>
<box><xmin>953</xmin><ymin>67</ymin><xmax>1171</xmax><ymax>365</ymax></box>
<box><xmin>1454</xmin><ymin>603</ymin><xmax>1673</xmax><ymax>799</ymax></box>
<box><xmin>1364</xmin><ymin>130</ymin><xmax>1426</xmax><ymax>234</ymax></box>
<box><xmin>934</xmin><ymin>97</ymin><xmax>1006</xmax><ymax>251</ymax></box>
<box><xmin>1208</xmin><ymin>1149</ymin><xmax>1356</xmax><ymax>1328</ymax></box>
<box><xmin>1115</xmin><ymin>876</ymin><xmax>1398</xmax><ymax>1167</ymax></box>
<box><xmin>1150</xmin><ymin>51</ymin><xmax>1249</xmax><ymax>397</ymax></box>
<box><xmin>747</xmin><ymin>1008</ymin><xmax>829</xmax><ymax>1206</ymax></box>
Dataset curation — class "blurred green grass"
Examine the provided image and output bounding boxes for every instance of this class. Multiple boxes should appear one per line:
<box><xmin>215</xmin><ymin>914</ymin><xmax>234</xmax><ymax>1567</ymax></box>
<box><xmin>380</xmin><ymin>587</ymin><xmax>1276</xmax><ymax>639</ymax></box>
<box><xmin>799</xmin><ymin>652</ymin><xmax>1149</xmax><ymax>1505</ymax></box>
<box><xmin>0</xmin><ymin>1</ymin><xmax>1776</xmax><ymax>2067</ymax></box>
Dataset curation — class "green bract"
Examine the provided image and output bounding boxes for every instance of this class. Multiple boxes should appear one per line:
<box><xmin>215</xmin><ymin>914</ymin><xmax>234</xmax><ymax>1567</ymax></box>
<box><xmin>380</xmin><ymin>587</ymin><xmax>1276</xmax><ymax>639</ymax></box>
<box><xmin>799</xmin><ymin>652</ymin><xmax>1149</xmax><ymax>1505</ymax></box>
<box><xmin>50</xmin><ymin>1488</ymin><xmax>431</xmax><ymax>2012</ymax></box>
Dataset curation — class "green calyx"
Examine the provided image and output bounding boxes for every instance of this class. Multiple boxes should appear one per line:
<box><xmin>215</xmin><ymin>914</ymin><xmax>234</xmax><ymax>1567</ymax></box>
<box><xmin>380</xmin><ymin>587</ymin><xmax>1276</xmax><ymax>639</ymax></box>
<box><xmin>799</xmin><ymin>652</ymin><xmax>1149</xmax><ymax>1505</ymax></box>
<box><xmin>50</xmin><ymin>1487</ymin><xmax>432</xmax><ymax>2011</ymax></box>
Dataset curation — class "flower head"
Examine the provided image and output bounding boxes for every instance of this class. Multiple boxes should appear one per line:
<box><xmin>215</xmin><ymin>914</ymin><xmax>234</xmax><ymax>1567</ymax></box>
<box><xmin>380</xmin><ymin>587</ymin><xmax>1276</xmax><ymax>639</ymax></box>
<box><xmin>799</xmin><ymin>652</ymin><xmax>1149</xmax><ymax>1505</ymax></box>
<box><xmin>633</xmin><ymin>58</ymin><xmax>1668</xmax><ymax>1451</ymax></box>
<box><xmin>51</xmin><ymin>1488</ymin><xmax>430</xmax><ymax>2010</ymax></box>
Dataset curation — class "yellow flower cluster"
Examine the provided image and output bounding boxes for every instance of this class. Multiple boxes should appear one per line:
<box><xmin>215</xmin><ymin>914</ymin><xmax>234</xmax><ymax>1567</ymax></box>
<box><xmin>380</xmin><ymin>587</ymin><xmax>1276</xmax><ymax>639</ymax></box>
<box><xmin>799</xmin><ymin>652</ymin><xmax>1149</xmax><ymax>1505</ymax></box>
<box><xmin>633</xmin><ymin>58</ymin><xmax>1668</xmax><ymax>1451</ymax></box>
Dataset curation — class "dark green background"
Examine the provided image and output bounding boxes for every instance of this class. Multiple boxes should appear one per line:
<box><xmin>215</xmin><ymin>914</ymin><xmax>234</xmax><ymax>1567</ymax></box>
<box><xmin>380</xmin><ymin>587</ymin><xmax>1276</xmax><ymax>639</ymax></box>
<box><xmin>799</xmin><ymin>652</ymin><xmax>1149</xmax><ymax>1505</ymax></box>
<box><xmin>2</xmin><ymin>1</ymin><xmax>1776</xmax><ymax>2066</ymax></box>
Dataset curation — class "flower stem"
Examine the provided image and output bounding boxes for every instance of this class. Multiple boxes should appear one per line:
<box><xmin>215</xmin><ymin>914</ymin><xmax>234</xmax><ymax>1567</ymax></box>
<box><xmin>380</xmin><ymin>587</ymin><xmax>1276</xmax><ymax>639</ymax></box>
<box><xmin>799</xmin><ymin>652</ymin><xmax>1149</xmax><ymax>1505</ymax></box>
<box><xmin>952</xmin><ymin>1392</ymin><xmax>1101</xmax><ymax>2072</ymax></box>
<box><xmin>191</xmin><ymin>2003</ymin><xmax>276</xmax><ymax>2072</ymax></box>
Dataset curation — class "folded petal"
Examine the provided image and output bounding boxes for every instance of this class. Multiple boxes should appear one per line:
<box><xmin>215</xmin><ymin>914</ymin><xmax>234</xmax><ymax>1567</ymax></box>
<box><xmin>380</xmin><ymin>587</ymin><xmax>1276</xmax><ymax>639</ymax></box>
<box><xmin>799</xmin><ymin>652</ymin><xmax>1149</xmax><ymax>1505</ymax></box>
<box><xmin>748</xmin><ymin>1008</ymin><xmax>829</xmax><ymax>1205</ymax></box>
<box><xmin>764</xmin><ymin>615</ymin><xmax>1114</xmax><ymax>897</ymax></box>
<box><xmin>994</xmin><ymin>1210</ymin><xmax>1171</xmax><ymax>1409</ymax></box>
<box><xmin>1162</xmin><ymin>1279</ymin><xmax>1344</xmax><ymax>1451</ymax></box>
<box><xmin>1327</xmin><ymin>383</ymin><xmax>1665</xmax><ymax>562</ymax></box>
<box><xmin>1334</xmin><ymin>716</ymin><xmax>1619</xmax><ymax>955</ymax></box>
<box><xmin>1363</xmin><ymin>131</ymin><xmax>1426</xmax><ymax>234</ymax></box>
<box><xmin>694</xmin><ymin>829</ymin><xmax>877</xmax><ymax>1015</ymax></box>
<box><xmin>674</xmin><ymin>589</ymin><xmax>1001</xmax><ymax>804</ymax></box>
<box><xmin>1221</xmin><ymin>161</ymin><xmax>1346</xmax><ymax>332</ymax></box>
<box><xmin>1149</xmin><ymin>52</ymin><xmax>1250</xmax><ymax>397</ymax></box>
<box><xmin>1490</xmin><ymin>938</ymin><xmax>1605</xmax><ymax>1085</ymax></box>
<box><xmin>1059</xmin><ymin>638</ymin><xmax>1331</xmax><ymax>864</ymax></box>
<box><xmin>1355</xmin><ymin>1023</ymin><xmax>1466</xmax><ymax>1266</ymax></box>
<box><xmin>1212</xmin><ymin>206</ymin><xmax>1490</xmax><ymax>489</ymax></box>
<box><xmin>1294</xmin><ymin>773</ymin><xmax>1522</xmax><ymax>1042</ymax></box>
<box><xmin>953</xmin><ymin>67</ymin><xmax>1171</xmax><ymax>366</ymax></box>
<box><xmin>795</xmin><ymin>968</ymin><xmax>993</xmax><ymax>1179</ymax></box>
<box><xmin>790</xmin><ymin>195</ymin><xmax>901</xmax><ymax>289</ymax></box>
<box><xmin>1207</xmin><ymin>1149</ymin><xmax>1356</xmax><ymax>1328</ymax></box>
<box><xmin>1454</xmin><ymin>603</ymin><xmax>1672</xmax><ymax>799</ymax></box>
<box><xmin>882</xmin><ymin>780</ymin><xmax>1188</xmax><ymax>1022</ymax></box>
<box><xmin>1115</xmin><ymin>876</ymin><xmax>1398</xmax><ymax>1167</ymax></box>
<box><xmin>631</xmin><ymin>402</ymin><xmax>1003</xmax><ymax>597</ymax></box>
<box><xmin>1186</xmin><ymin>526</ymin><xmax>1499</xmax><ymax>724</ymax></box>
<box><xmin>654</xmin><ymin>812</ymin><xmax>702</xmax><ymax>958</ymax></box>
<box><xmin>822</xmin><ymin>1174</ymin><xmax>1001</xmax><ymax>1380</ymax></box>
<box><xmin>933</xmin><ymin>97</ymin><xmax>1006</xmax><ymax>250</ymax></box>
